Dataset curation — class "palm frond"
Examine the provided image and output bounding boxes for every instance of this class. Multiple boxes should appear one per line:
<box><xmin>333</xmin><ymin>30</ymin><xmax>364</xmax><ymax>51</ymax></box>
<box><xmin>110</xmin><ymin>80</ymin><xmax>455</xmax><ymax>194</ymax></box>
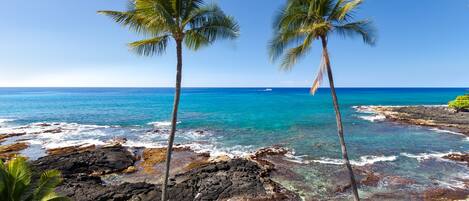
<box><xmin>184</xmin><ymin>4</ymin><xmax>239</xmax><ymax>50</ymax></box>
<box><xmin>128</xmin><ymin>35</ymin><xmax>170</xmax><ymax>56</ymax></box>
<box><xmin>97</xmin><ymin>10</ymin><xmax>149</xmax><ymax>35</ymax></box>
<box><xmin>331</xmin><ymin>0</ymin><xmax>363</xmax><ymax>21</ymax></box>
<box><xmin>280</xmin><ymin>34</ymin><xmax>314</xmax><ymax>70</ymax></box>
<box><xmin>39</xmin><ymin>192</ymin><xmax>70</xmax><ymax>201</ymax></box>
<box><xmin>184</xmin><ymin>30</ymin><xmax>210</xmax><ymax>50</ymax></box>
<box><xmin>33</xmin><ymin>170</ymin><xmax>63</xmax><ymax>200</ymax></box>
<box><xmin>134</xmin><ymin>0</ymin><xmax>177</xmax><ymax>31</ymax></box>
<box><xmin>268</xmin><ymin>30</ymin><xmax>307</xmax><ymax>62</ymax></box>
<box><xmin>334</xmin><ymin>20</ymin><xmax>376</xmax><ymax>45</ymax></box>
<box><xmin>7</xmin><ymin>157</ymin><xmax>31</xmax><ymax>200</ymax></box>
<box><xmin>0</xmin><ymin>160</ymin><xmax>9</xmax><ymax>199</ymax></box>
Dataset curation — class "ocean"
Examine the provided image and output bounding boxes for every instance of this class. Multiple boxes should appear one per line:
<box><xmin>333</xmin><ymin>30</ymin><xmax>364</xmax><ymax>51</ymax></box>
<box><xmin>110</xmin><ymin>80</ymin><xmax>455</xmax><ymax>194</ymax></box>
<box><xmin>1</xmin><ymin>87</ymin><xmax>468</xmax><ymax>199</ymax></box>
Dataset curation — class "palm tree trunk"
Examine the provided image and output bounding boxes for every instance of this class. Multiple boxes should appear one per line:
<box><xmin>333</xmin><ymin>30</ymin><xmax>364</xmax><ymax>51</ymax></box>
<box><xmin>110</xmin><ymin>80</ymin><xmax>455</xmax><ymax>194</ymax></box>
<box><xmin>161</xmin><ymin>39</ymin><xmax>183</xmax><ymax>201</ymax></box>
<box><xmin>320</xmin><ymin>36</ymin><xmax>360</xmax><ymax>201</ymax></box>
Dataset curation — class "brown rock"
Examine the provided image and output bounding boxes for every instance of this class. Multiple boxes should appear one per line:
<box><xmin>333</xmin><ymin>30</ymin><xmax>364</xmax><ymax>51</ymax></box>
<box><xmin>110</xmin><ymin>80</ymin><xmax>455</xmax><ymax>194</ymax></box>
<box><xmin>0</xmin><ymin>142</ymin><xmax>29</xmax><ymax>159</ymax></box>
<box><xmin>0</xmin><ymin>132</ymin><xmax>27</xmax><ymax>142</ymax></box>
<box><xmin>382</xmin><ymin>176</ymin><xmax>416</xmax><ymax>186</ymax></box>
<box><xmin>423</xmin><ymin>188</ymin><xmax>469</xmax><ymax>201</ymax></box>
<box><xmin>443</xmin><ymin>153</ymin><xmax>469</xmax><ymax>166</ymax></box>
<box><xmin>47</xmin><ymin>144</ymin><xmax>96</xmax><ymax>155</ymax></box>
<box><xmin>361</xmin><ymin>172</ymin><xmax>381</xmax><ymax>186</ymax></box>
<box><xmin>140</xmin><ymin>147</ymin><xmax>191</xmax><ymax>173</ymax></box>
<box><xmin>122</xmin><ymin>166</ymin><xmax>138</xmax><ymax>174</ymax></box>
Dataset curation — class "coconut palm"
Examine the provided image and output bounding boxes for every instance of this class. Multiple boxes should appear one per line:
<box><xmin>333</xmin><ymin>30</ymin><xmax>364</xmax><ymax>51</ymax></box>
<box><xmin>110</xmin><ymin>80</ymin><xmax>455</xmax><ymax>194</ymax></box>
<box><xmin>269</xmin><ymin>0</ymin><xmax>375</xmax><ymax>200</ymax></box>
<box><xmin>0</xmin><ymin>157</ymin><xmax>69</xmax><ymax>201</ymax></box>
<box><xmin>98</xmin><ymin>1</ymin><xmax>239</xmax><ymax>200</ymax></box>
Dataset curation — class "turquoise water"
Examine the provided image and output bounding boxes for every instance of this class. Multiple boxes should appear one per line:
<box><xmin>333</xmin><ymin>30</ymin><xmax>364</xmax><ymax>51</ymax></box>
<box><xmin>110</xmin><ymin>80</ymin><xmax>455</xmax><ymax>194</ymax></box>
<box><xmin>1</xmin><ymin>88</ymin><xmax>468</xmax><ymax>199</ymax></box>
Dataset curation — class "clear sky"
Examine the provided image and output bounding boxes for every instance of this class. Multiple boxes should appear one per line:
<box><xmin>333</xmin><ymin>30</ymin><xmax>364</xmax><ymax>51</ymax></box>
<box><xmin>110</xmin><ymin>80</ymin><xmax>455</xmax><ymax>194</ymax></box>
<box><xmin>0</xmin><ymin>0</ymin><xmax>468</xmax><ymax>87</ymax></box>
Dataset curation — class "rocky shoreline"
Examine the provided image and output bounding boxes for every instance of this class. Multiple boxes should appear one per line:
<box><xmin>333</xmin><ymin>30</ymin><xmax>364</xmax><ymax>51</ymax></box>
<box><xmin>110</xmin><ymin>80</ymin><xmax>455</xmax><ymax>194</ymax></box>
<box><xmin>356</xmin><ymin>105</ymin><xmax>469</xmax><ymax>136</ymax></box>
<box><xmin>1</xmin><ymin>118</ymin><xmax>469</xmax><ymax>200</ymax></box>
<box><xmin>27</xmin><ymin>144</ymin><xmax>301</xmax><ymax>201</ymax></box>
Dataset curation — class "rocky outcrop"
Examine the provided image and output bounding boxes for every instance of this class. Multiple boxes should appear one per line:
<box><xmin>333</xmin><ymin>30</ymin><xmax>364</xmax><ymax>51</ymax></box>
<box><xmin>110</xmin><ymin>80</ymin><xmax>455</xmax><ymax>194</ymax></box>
<box><xmin>32</xmin><ymin>145</ymin><xmax>136</xmax><ymax>176</ymax></box>
<box><xmin>0</xmin><ymin>133</ymin><xmax>27</xmax><ymax>143</ymax></box>
<box><xmin>363</xmin><ymin>106</ymin><xmax>469</xmax><ymax>135</ymax></box>
<box><xmin>443</xmin><ymin>153</ymin><xmax>469</xmax><ymax>166</ymax></box>
<box><xmin>422</xmin><ymin>187</ymin><xmax>469</xmax><ymax>201</ymax></box>
<box><xmin>0</xmin><ymin>142</ymin><xmax>29</xmax><ymax>159</ymax></box>
<box><xmin>31</xmin><ymin>145</ymin><xmax>300</xmax><ymax>201</ymax></box>
<box><xmin>46</xmin><ymin>144</ymin><xmax>96</xmax><ymax>155</ymax></box>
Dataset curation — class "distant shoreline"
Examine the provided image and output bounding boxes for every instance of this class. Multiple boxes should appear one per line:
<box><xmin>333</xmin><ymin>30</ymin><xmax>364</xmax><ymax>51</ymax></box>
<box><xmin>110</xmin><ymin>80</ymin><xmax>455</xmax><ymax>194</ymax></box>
<box><xmin>356</xmin><ymin>105</ymin><xmax>469</xmax><ymax>136</ymax></box>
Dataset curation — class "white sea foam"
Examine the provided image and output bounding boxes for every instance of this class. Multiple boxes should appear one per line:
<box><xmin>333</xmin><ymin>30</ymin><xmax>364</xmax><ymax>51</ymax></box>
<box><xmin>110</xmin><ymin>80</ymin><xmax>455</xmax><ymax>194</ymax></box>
<box><xmin>353</xmin><ymin>106</ymin><xmax>387</xmax><ymax>122</ymax></box>
<box><xmin>429</xmin><ymin>128</ymin><xmax>466</xmax><ymax>136</ymax></box>
<box><xmin>358</xmin><ymin>114</ymin><xmax>386</xmax><ymax>122</ymax></box>
<box><xmin>147</xmin><ymin>121</ymin><xmax>180</xmax><ymax>127</ymax></box>
<box><xmin>0</xmin><ymin>118</ymin><xmax>15</xmax><ymax>123</ymax></box>
<box><xmin>311</xmin><ymin>155</ymin><xmax>398</xmax><ymax>166</ymax></box>
<box><xmin>400</xmin><ymin>151</ymin><xmax>464</xmax><ymax>162</ymax></box>
<box><xmin>123</xmin><ymin>140</ymin><xmax>163</xmax><ymax>148</ymax></box>
<box><xmin>39</xmin><ymin>139</ymin><xmax>107</xmax><ymax>149</ymax></box>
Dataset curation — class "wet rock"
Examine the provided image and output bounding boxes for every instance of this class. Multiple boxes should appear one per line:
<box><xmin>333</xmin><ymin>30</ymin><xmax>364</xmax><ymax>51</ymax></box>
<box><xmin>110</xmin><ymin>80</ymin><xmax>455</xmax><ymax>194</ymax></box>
<box><xmin>47</xmin><ymin>144</ymin><xmax>96</xmax><ymax>156</ymax></box>
<box><xmin>381</xmin><ymin>176</ymin><xmax>416</xmax><ymax>186</ymax></box>
<box><xmin>443</xmin><ymin>153</ymin><xmax>469</xmax><ymax>166</ymax></box>
<box><xmin>422</xmin><ymin>187</ymin><xmax>469</xmax><ymax>201</ymax></box>
<box><xmin>35</xmin><ymin>123</ymin><xmax>52</xmax><ymax>127</ymax></box>
<box><xmin>42</xmin><ymin>128</ymin><xmax>62</xmax><ymax>133</ymax></box>
<box><xmin>53</xmin><ymin>158</ymin><xmax>300</xmax><ymax>201</ymax></box>
<box><xmin>367</xmin><ymin>106</ymin><xmax>469</xmax><ymax>135</ymax></box>
<box><xmin>140</xmin><ymin>147</ymin><xmax>192</xmax><ymax>173</ymax></box>
<box><xmin>0</xmin><ymin>133</ymin><xmax>27</xmax><ymax>143</ymax></box>
<box><xmin>250</xmin><ymin>145</ymin><xmax>291</xmax><ymax>171</ymax></box>
<box><xmin>32</xmin><ymin>145</ymin><xmax>300</xmax><ymax>201</ymax></box>
<box><xmin>361</xmin><ymin>171</ymin><xmax>381</xmax><ymax>187</ymax></box>
<box><xmin>0</xmin><ymin>142</ymin><xmax>29</xmax><ymax>160</ymax></box>
<box><xmin>122</xmin><ymin>166</ymin><xmax>138</xmax><ymax>174</ymax></box>
<box><xmin>253</xmin><ymin>145</ymin><xmax>290</xmax><ymax>158</ymax></box>
<box><xmin>106</xmin><ymin>137</ymin><xmax>128</xmax><ymax>146</ymax></box>
<box><xmin>32</xmin><ymin>145</ymin><xmax>135</xmax><ymax>176</ymax></box>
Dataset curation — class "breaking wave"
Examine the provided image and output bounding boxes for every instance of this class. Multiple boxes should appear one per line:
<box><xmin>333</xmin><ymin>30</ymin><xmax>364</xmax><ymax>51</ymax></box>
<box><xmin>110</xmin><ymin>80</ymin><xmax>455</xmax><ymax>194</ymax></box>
<box><xmin>311</xmin><ymin>155</ymin><xmax>398</xmax><ymax>166</ymax></box>
<box><xmin>400</xmin><ymin>151</ymin><xmax>463</xmax><ymax>162</ymax></box>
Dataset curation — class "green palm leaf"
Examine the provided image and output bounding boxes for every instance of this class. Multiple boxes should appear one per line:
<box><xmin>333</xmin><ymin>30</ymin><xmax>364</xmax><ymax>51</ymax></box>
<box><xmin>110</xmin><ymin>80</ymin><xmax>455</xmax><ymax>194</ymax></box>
<box><xmin>33</xmin><ymin>170</ymin><xmax>64</xmax><ymax>200</ymax></box>
<box><xmin>7</xmin><ymin>157</ymin><xmax>31</xmax><ymax>200</ymax></box>
<box><xmin>129</xmin><ymin>35</ymin><xmax>170</xmax><ymax>56</ymax></box>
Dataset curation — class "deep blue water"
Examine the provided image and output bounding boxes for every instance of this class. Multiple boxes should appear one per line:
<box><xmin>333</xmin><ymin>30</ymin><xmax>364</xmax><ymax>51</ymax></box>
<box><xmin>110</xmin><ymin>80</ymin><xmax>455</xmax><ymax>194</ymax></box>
<box><xmin>1</xmin><ymin>87</ymin><xmax>468</xmax><ymax>198</ymax></box>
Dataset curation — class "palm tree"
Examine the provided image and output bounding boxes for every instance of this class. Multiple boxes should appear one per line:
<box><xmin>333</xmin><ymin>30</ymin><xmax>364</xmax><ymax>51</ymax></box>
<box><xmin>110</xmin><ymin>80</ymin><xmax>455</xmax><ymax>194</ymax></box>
<box><xmin>98</xmin><ymin>1</ymin><xmax>239</xmax><ymax>200</ymax></box>
<box><xmin>0</xmin><ymin>157</ymin><xmax>69</xmax><ymax>201</ymax></box>
<box><xmin>269</xmin><ymin>0</ymin><xmax>375</xmax><ymax>200</ymax></box>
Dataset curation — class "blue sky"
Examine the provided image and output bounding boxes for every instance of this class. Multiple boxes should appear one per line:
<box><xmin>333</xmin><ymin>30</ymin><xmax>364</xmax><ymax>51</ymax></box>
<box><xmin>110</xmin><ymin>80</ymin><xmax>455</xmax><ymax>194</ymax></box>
<box><xmin>0</xmin><ymin>0</ymin><xmax>468</xmax><ymax>87</ymax></box>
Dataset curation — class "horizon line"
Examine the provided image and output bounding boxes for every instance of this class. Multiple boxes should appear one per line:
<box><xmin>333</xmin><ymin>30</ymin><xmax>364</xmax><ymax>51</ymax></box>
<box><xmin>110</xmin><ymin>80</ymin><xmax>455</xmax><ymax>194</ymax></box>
<box><xmin>0</xmin><ymin>86</ymin><xmax>467</xmax><ymax>89</ymax></box>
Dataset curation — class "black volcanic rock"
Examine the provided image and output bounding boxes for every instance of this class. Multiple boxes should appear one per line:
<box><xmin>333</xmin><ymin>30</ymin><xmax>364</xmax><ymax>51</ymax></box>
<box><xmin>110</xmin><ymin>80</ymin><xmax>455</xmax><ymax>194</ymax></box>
<box><xmin>32</xmin><ymin>145</ymin><xmax>136</xmax><ymax>176</ymax></box>
<box><xmin>31</xmin><ymin>146</ymin><xmax>300</xmax><ymax>201</ymax></box>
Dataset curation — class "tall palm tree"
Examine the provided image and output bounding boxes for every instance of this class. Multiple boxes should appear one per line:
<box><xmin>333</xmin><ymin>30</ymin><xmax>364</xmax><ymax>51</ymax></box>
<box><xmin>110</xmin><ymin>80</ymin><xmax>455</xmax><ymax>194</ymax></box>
<box><xmin>0</xmin><ymin>157</ymin><xmax>69</xmax><ymax>201</ymax></box>
<box><xmin>269</xmin><ymin>0</ymin><xmax>375</xmax><ymax>200</ymax></box>
<box><xmin>98</xmin><ymin>1</ymin><xmax>239</xmax><ymax>200</ymax></box>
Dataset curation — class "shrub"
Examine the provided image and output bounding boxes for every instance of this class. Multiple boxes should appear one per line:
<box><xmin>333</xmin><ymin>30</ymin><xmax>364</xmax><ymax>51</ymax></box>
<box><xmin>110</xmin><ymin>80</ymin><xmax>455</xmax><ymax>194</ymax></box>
<box><xmin>448</xmin><ymin>94</ymin><xmax>469</xmax><ymax>112</ymax></box>
<box><xmin>0</xmin><ymin>157</ymin><xmax>70</xmax><ymax>201</ymax></box>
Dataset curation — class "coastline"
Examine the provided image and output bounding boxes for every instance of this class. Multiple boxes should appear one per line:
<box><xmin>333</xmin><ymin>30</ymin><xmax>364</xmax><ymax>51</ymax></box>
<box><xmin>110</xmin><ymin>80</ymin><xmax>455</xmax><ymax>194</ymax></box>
<box><xmin>1</xmin><ymin>136</ymin><xmax>469</xmax><ymax>200</ymax></box>
<box><xmin>355</xmin><ymin>105</ymin><xmax>469</xmax><ymax>136</ymax></box>
<box><xmin>0</xmin><ymin>102</ymin><xmax>468</xmax><ymax>200</ymax></box>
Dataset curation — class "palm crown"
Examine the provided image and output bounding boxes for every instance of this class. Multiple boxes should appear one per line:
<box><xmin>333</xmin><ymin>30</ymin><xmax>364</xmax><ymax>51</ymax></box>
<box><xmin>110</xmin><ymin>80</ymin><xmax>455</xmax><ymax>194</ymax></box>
<box><xmin>98</xmin><ymin>0</ymin><xmax>239</xmax><ymax>55</ymax></box>
<box><xmin>270</xmin><ymin>0</ymin><xmax>375</xmax><ymax>93</ymax></box>
<box><xmin>0</xmin><ymin>157</ymin><xmax>69</xmax><ymax>201</ymax></box>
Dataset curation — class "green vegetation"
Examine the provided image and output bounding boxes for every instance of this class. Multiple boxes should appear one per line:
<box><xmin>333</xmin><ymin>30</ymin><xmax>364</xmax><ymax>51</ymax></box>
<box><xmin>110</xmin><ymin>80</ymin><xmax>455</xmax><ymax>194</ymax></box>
<box><xmin>449</xmin><ymin>94</ymin><xmax>469</xmax><ymax>112</ymax></box>
<box><xmin>269</xmin><ymin>0</ymin><xmax>376</xmax><ymax>200</ymax></box>
<box><xmin>0</xmin><ymin>157</ymin><xmax>69</xmax><ymax>201</ymax></box>
<box><xmin>98</xmin><ymin>1</ymin><xmax>239</xmax><ymax>200</ymax></box>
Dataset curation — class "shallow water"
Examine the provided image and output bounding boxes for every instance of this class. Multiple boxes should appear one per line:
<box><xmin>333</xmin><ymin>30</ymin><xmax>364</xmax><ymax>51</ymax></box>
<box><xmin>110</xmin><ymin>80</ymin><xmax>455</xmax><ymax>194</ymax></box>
<box><xmin>1</xmin><ymin>88</ymin><xmax>468</xmax><ymax>199</ymax></box>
